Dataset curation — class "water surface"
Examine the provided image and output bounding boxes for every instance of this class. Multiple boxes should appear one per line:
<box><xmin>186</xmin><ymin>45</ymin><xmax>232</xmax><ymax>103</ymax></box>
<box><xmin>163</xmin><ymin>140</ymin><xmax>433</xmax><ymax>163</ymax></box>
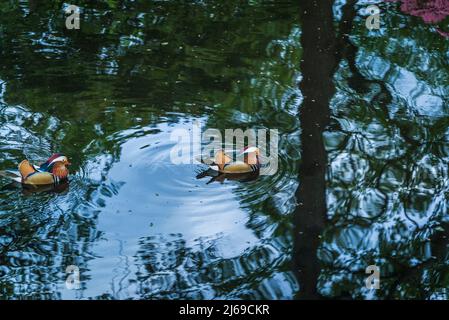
<box><xmin>0</xmin><ymin>0</ymin><xmax>448</xmax><ymax>299</ymax></box>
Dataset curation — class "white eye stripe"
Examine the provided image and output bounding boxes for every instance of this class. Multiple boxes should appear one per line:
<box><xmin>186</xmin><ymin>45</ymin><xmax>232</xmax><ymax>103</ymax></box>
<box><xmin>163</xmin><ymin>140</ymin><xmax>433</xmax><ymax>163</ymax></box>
<box><xmin>50</xmin><ymin>156</ymin><xmax>66</xmax><ymax>164</ymax></box>
<box><xmin>243</xmin><ymin>147</ymin><xmax>258</xmax><ymax>153</ymax></box>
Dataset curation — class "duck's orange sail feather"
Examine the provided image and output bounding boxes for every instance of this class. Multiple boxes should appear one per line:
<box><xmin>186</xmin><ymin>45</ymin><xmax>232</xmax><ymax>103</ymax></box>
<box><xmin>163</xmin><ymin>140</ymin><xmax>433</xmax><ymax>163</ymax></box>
<box><xmin>214</xmin><ymin>150</ymin><xmax>232</xmax><ymax>171</ymax></box>
<box><xmin>18</xmin><ymin>160</ymin><xmax>37</xmax><ymax>180</ymax></box>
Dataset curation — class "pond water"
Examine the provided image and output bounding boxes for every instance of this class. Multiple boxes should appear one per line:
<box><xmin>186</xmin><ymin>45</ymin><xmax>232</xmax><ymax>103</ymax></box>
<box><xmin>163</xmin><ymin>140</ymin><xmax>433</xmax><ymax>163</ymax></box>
<box><xmin>0</xmin><ymin>0</ymin><xmax>448</xmax><ymax>299</ymax></box>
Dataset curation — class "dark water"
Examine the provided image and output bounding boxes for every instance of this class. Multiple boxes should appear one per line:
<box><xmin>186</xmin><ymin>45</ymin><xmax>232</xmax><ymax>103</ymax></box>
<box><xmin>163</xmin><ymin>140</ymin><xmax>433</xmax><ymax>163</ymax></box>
<box><xmin>0</xmin><ymin>0</ymin><xmax>448</xmax><ymax>299</ymax></box>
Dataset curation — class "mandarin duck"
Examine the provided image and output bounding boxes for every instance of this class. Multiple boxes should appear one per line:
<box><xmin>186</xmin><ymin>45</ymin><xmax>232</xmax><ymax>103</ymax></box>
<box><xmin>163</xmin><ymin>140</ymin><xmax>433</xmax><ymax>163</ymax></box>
<box><xmin>196</xmin><ymin>147</ymin><xmax>261</xmax><ymax>184</ymax></box>
<box><xmin>0</xmin><ymin>153</ymin><xmax>71</xmax><ymax>186</ymax></box>
<box><xmin>209</xmin><ymin>147</ymin><xmax>260</xmax><ymax>174</ymax></box>
<box><xmin>196</xmin><ymin>147</ymin><xmax>260</xmax><ymax>184</ymax></box>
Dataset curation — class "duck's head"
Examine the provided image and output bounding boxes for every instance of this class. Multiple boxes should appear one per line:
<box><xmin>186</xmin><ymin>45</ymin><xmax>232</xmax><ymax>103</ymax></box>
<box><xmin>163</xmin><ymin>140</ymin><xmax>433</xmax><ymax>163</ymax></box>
<box><xmin>43</xmin><ymin>153</ymin><xmax>71</xmax><ymax>179</ymax></box>
<box><xmin>241</xmin><ymin>146</ymin><xmax>260</xmax><ymax>156</ymax></box>
<box><xmin>240</xmin><ymin>146</ymin><xmax>260</xmax><ymax>165</ymax></box>
<box><xmin>46</xmin><ymin>153</ymin><xmax>71</xmax><ymax>167</ymax></box>
<box><xmin>39</xmin><ymin>153</ymin><xmax>71</xmax><ymax>173</ymax></box>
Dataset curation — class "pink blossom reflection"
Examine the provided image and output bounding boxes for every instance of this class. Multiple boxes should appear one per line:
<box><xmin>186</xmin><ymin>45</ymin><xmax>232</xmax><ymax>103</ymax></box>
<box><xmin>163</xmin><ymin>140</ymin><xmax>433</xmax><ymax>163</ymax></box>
<box><xmin>388</xmin><ymin>0</ymin><xmax>449</xmax><ymax>37</ymax></box>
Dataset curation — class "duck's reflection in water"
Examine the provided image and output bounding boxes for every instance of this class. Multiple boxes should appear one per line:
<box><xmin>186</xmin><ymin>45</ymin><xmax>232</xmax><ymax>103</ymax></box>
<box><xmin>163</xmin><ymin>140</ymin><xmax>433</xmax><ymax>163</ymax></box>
<box><xmin>196</xmin><ymin>168</ymin><xmax>259</xmax><ymax>184</ymax></box>
<box><xmin>1</xmin><ymin>181</ymin><xmax>69</xmax><ymax>195</ymax></box>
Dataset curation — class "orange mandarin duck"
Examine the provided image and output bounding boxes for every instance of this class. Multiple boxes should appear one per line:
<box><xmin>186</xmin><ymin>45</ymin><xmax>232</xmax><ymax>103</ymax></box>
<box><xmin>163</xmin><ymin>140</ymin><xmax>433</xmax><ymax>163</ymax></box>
<box><xmin>0</xmin><ymin>153</ymin><xmax>71</xmax><ymax>186</ymax></box>
<box><xmin>209</xmin><ymin>147</ymin><xmax>260</xmax><ymax>174</ymax></box>
<box><xmin>196</xmin><ymin>147</ymin><xmax>260</xmax><ymax>184</ymax></box>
